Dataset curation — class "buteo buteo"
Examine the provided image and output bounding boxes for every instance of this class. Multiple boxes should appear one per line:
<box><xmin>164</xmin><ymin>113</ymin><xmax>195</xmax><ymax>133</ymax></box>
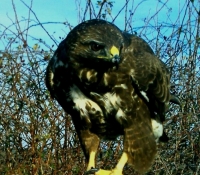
<box><xmin>45</xmin><ymin>19</ymin><xmax>179</xmax><ymax>174</ymax></box>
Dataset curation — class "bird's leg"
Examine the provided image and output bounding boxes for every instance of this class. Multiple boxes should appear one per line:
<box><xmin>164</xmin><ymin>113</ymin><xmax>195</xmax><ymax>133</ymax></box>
<box><xmin>113</xmin><ymin>152</ymin><xmax>128</xmax><ymax>173</ymax></box>
<box><xmin>93</xmin><ymin>152</ymin><xmax>128</xmax><ymax>175</ymax></box>
<box><xmin>87</xmin><ymin>151</ymin><xmax>96</xmax><ymax>170</ymax></box>
<box><xmin>80</xmin><ymin>130</ymin><xmax>100</xmax><ymax>175</ymax></box>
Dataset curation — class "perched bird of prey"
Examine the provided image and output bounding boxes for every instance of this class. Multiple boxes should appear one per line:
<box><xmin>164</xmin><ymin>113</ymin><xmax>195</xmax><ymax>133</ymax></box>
<box><xmin>46</xmin><ymin>19</ymin><xmax>179</xmax><ymax>175</ymax></box>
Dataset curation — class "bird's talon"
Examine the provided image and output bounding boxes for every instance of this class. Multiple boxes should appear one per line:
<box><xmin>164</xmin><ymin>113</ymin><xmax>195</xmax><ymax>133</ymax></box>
<box><xmin>84</xmin><ymin>168</ymin><xmax>99</xmax><ymax>175</ymax></box>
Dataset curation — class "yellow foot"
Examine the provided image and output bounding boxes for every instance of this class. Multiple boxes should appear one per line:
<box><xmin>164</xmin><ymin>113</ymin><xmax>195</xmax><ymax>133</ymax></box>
<box><xmin>95</xmin><ymin>168</ymin><xmax>123</xmax><ymax>175</ymax></box>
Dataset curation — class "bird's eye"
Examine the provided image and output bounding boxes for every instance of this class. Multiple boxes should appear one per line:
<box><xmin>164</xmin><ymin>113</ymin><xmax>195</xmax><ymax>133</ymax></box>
<box><xmin>90</xmin><ymin>42</ymin><xmax>104</xmax><ymax>51</ymax></box>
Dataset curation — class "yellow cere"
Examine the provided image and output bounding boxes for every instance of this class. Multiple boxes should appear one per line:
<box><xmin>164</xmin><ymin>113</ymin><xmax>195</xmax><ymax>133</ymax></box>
<box><xmin>110</xmin><ymin>45</ymin><xmax>119</xmax><ymax>57</ymax></box>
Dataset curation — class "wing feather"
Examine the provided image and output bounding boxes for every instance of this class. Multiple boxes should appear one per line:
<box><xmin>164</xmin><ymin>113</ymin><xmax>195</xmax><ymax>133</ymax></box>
<box><xmin>121</xmin><ymin>34</ymin><xmax>170</xmax><ymax>104</ymax></box>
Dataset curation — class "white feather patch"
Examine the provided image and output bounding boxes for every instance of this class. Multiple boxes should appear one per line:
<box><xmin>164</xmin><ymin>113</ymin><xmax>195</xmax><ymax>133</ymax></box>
<box><xmin>140</xmin><ymin>91</ymin><xmax>149</xmax><ymax>102</ymax></box>
<box><xmin>86</xmin><ymin>71</ymin><xmax>97</xmax><ymax>81</ymax></box>
<box><xmin>115</xmin><ymin>84</ymin><xmax>128</xmax><ymax>89</ymax></box>
<box><xmin>98</xmin><ymin>92</ymin><xmax>123</xmax><ymax>114</ymax></box>
<box><xmin>103</xmin><ymin>73</ymin><xmax>109</xmax><ymax>86</ymax></box>
<box><xmin>106</xmin><ymin>92</ymin><xmax>122</xmax><ymax>109</ymax></box>
<box><xmin>151</xmin><ymin>119</ymin><xmax>163</xmax><ymax>141</ymax></box>
<box><xmin>49</xmin><ymin>72</ymin><xmax>54</xmax><ymax>86</ymax></box>
<box><xmin>69</xmin><ymin>85</ymin><xmax>103</xmax><ymax>117</ymax></box>
<box><xmin>115</xmin><ymin>108</ymin><xmax>126</xmax><ymax>124</ymax></box>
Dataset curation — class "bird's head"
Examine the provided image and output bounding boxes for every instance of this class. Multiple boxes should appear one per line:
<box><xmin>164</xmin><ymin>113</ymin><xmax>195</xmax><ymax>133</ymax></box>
<box><xmin>65</xmin><ymin>19</ymin><xmax>124</xmax><ymax>65</ymax></box>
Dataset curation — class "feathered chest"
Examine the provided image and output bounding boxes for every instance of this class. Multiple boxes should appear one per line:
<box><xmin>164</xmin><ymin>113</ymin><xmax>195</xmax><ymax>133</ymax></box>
<box><xmin>69</xmin><ymin>57</ymin><xmax>131</xmax><ymax>93</ymax></box>
<box><xmin>70</xmin><ymin>59</ymin><xmax>138</xmax><ymax>114</ymax></box>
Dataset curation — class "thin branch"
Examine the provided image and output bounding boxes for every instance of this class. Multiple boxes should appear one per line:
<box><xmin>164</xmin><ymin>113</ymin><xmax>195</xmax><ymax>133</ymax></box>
<box><xmin>20</xmin><ymin>0</ymin><xmax>57</xmax><ymax>45</ymax></box>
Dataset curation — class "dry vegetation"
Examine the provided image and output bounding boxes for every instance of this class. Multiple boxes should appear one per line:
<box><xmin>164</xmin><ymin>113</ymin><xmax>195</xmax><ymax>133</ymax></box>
<box><xmin>0</xmin><ymin>0</ymin><xmax>199</xmax><ymax>174</ymax></box>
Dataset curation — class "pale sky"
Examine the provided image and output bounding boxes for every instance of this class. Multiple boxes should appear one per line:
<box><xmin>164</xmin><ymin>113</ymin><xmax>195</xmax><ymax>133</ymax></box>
<box><xmin>0</xmin><ymin>0</ymin><xmax>190</xmax><ymax>51</ymax></box>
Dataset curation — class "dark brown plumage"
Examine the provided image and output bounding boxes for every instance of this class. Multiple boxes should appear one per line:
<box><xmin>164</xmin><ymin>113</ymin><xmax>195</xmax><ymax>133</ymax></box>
<box><xmin>45</xmin><ymin>19</ymin><xmax>179</xmax><ymax>174</ymax></box>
